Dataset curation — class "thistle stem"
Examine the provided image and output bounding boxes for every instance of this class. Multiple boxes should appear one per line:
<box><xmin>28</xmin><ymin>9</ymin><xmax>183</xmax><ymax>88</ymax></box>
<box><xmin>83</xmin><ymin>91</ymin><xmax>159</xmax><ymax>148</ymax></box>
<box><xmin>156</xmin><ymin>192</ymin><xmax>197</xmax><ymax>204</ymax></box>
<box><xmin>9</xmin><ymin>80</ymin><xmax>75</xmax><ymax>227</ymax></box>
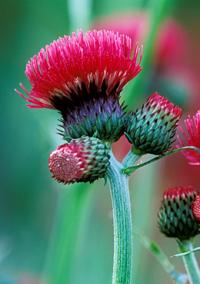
<box><xmin>107</xmin><ymin>153</ymin><xmax>132</xmax><ymax>284</ymax></box>
<box><xmin>178</xmin><ymin>240</ymin><xmax>200</xmax><ymax>284</ymax></box>
<box><xmin>123</xmin><ymin>146</ymin><xmax>200</xmax><ymax>175</ymax></box>
<box><xmin>122</xmin><ymin>150</ymin><xmax>141</xmax><ymax>168</ymax></box>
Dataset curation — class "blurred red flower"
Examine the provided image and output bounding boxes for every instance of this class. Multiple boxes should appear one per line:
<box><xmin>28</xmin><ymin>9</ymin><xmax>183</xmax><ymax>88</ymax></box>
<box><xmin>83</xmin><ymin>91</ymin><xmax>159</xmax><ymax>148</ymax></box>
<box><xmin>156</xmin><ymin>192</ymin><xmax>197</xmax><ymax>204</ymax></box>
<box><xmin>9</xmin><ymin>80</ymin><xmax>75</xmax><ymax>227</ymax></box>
<box><xmin>177</xmin><ymin>110</ymin><xmax>200</xmax><ymax>165</ymax></box>
<box><xmin>93</xmin><ymin>12</ymin><xmax>188</xmax><ymax>72</ymax></box>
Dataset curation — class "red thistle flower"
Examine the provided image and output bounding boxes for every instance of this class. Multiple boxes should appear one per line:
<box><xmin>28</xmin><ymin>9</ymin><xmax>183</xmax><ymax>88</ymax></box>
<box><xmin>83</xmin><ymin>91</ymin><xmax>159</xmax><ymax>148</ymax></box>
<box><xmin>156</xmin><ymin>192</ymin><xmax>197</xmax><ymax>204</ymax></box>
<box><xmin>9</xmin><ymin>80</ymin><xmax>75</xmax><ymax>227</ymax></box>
<box><xmin>17</xmin><ymin>30</ymin><xmax>141</xmax><ymax>109</ymax></box>
<box><xmin>48</xmin><ymin>136</ymin><xmax>110</xmax><ymax>184</ymax></box>
<box><xmin>16</xmin><ymin>30</ymin><xmax>142</xmax><ymax>142</ymax></box>
<box><xmin>192</xmin><ymin>194</ymin><xmax>200</xmax><ymax>222</ymax></box>
<box><xmin>177</xmin><ymin>111</ymin><xmax>200</xmax><ymax>165</ymax></box>
<box><xmin>158</xmin><ymin>186</ymin><xmax>200</xmax><ymax>240</ymax></box>
<box><xmin>126</xmin><ymin>92</ymin><xmax>182</xmax><ymax>155</ymax></box>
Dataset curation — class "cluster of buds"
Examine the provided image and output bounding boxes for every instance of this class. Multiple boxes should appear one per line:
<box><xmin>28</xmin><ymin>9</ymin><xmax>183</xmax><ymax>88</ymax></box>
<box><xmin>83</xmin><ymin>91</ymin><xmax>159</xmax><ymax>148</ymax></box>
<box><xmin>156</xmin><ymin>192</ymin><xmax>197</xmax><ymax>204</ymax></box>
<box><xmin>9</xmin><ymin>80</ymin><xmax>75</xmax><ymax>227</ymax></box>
<box><xmin>158</xmin><ymin>186</ymin><xmax>200</xmax><ymax>240</ymax></box>
<box><xmin>17</xmin><ymin>29</ymin><xmax>184</xmax><ymax>185</ymax></box>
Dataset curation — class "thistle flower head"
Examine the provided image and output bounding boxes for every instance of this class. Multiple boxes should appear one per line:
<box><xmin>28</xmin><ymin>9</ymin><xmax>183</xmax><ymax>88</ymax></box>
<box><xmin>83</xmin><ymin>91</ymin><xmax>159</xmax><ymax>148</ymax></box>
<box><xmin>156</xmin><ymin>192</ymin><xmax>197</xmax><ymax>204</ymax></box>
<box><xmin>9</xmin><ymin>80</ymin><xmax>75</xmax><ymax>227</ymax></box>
<box><xmin>48</xmin><ymin>136</ymin><xmax>110</xmax><ymax>184</ymax></box>
<box><xmin>192</xmin><ymin>194</ymin><xmax>200</xmax><ymax>222</ymax></box>
<box><xmin>158</xmin><ymin>186</ymin><xmax>200</xmax><ymax>240</ymax></box>
<box><xmin>17</xmin><ymin>30</ymin><xmax>141</xmax><ymax>109</ymax></box>
<box><xmin>125</xmin><ymin>92</ymin><xmax>182</xmax><ymax>155</ymax></box>
<box><xmin>177</xmin><ymin>111</ymin><xmax>200</xmax><ymax>165</ymax></box>
<box><xmin>17</xmin><ymin>30</ymin><xmax>142</xmax><ymax>142</ymax></box>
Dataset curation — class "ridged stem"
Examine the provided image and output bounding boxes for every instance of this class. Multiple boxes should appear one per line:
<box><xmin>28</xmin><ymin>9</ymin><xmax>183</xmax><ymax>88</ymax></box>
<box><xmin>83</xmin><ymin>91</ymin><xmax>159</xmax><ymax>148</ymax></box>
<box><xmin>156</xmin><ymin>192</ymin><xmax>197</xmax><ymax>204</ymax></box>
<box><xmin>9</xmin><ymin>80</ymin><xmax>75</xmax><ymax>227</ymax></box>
<box><xmin>107</xmin><ymin>153</ymin><xmax>132</xmax><ymax>284</ymax></box>
<box><xmin>178</xmin><ymin>240</ymin><xmax>200</xmax><ymax>284</ymax></box>
<box><xmin>122</xmin><ymin>150</ymin><xmax>141</xmax><ymax>168</ymax></box>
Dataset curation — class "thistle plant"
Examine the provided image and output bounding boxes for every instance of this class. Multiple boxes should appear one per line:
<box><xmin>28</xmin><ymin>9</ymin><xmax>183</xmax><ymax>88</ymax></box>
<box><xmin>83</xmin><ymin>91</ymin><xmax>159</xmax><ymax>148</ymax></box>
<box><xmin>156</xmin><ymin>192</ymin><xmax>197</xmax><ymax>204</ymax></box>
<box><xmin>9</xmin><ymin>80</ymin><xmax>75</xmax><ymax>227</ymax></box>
<box><xmin>16</xmin><ymin>29</ymin><xmax>200</xmax><ymax>284</ymax></box>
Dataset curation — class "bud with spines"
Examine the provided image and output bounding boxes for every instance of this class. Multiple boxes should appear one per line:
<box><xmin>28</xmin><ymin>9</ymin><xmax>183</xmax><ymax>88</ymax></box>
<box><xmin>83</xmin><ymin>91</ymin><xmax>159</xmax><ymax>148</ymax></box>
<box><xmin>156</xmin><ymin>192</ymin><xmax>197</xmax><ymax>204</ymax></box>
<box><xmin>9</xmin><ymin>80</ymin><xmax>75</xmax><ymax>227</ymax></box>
<box><xmin>48</xmin><ymin>136</ymin><xmax>110</xmax><ymax>184</ymax></box>
<box><xmin>158</xmin><ymin>186</ymin><xmax>200</xmax><ymax>240</ymax></box>
<box><xmin>125</xmin><ymin>93</ymin><xmax>182</xmax><ymax>155</ymax></box>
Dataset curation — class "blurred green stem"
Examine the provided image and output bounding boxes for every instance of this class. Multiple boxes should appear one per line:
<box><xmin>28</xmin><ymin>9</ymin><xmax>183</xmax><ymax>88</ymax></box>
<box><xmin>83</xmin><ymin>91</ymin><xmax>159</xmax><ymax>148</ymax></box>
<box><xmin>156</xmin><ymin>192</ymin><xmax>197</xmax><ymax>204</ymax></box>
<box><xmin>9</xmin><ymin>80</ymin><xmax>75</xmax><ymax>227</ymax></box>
<box><xmin>178</xmin><ymin>240</ymin><xmax>200</xmax><ymax>284</ymax></box>
<box><xmin>45</xmin><ymin>185</ymin><xmax>91</xmax><ymax>284</ymax></box>
<box><xmin>67</xmin><ymin>0</ymin><xmax>92</xmax><ymax>31</ymax></box>
<box><xmin>138</xmin><ymin>233</ymin><xmax>188</xmax><ymax>284</ymax></box>
<box><xmin>126</xmin><ymin>0</ymin><xmax>171</xmax><ymax>108</ymax></box>
<box><xmin>107</xmin><ymin>153</ymin><xmax>133</xmax><ymax>284</ymax></box>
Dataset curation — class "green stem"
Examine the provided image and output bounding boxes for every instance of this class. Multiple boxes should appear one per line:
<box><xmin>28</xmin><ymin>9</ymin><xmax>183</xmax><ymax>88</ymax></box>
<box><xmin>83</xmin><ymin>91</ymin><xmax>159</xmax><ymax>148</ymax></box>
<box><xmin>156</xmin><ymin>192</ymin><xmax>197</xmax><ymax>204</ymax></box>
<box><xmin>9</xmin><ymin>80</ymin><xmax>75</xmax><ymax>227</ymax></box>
<box><xmin>126</xmin><ymin>0</ymin><xmax>172</xmax><ymax>108</ymax></box>
<box><xmin>107</xmin><ymin>153</ymin><xmax>132</xmax><ymax>284</ymax></box>
<box><xmin>67</xmin><ymin>0</ymin><xmax>92</xmax><ymax>31</ymax></box>
<box><xmin>123</xmin><ymin>146</ymin><xmax>200</xmax><ymax>175</ymax></box>
<box><xmin>178</xmin><ymin>240</ymin><xmax>200</xmax><ymax>284</ymax></box>
<box><xmin>45</xmin><ymin>185</ymin><xmax>91</xmax><ymax>284</ymax></box>
<box><xmin>122</xmin><ymin>150</ymin><xmax>141</xmax><ymax>168</ymax></box>
<box><xmin>137</xmin><ymin>232</ymin><xmax>187</xmax><ymax>284</ymax></box>
<box><xmin>174</xmin><ymin>247</ymin><xmax>200</xmax><ymax>257</ymax></box>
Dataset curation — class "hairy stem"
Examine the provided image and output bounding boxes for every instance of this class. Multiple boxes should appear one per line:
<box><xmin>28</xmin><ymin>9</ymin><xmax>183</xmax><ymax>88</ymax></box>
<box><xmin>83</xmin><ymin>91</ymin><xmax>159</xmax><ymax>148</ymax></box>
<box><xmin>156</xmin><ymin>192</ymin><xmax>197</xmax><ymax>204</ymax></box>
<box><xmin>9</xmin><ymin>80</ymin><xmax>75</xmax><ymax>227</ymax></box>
<box><xmin>122</xmin><ymin>150</ymin><xmax>141</xmax><ymax>168</ymax></box>
<box><xmin>107</xmin><ymin>153</ymin><xmax>132</xmax><ymax>284</ymax></box>
<box><xmin>178</xmin><ymin>240</ymin><xmax>200</xmax><ymax>284</ymax></box>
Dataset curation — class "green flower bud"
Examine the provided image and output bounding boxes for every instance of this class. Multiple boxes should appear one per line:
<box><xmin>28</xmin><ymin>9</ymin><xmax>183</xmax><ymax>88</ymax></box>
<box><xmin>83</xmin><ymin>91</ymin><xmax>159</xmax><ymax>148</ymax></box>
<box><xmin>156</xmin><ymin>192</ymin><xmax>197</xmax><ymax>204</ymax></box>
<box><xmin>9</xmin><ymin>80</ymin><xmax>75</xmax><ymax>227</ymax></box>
<box><xmin>49</xmin><ymin>136</ymin><xmax>110</xmax><ymax>184</ymax></box>
<box><xmin>125</xmin><ymin>92</ymin><xmax>182</xmax><ymax>155</ymax></box>
<box><xmin>158</xmin><ymin>186</ymin><xmax>200</xmax><ymax>240</ymax></box>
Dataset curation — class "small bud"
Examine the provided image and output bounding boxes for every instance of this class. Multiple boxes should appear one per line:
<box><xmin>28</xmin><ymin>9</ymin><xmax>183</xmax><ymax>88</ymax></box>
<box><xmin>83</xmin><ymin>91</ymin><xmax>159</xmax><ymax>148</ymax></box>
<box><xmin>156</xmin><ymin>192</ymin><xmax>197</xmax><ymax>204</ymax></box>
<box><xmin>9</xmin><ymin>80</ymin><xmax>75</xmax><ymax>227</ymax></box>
<box><xmin>192</xmin><ymin>195</ymin><xmax>200</xmax><ymax>222</ymax></box>
<box><xmin>48</xmin><ymin>136</ymin><xmax>110</xmax><ymax>184</ymax></box>
<box><xmin>158</xmin><ymin>186</ymin><xmax>200</xmax><ymax>240</ymax></box>
<box><xmin>126</xmin><ymin>93</ymin><xmax>182</xmax><ymax>155</ymax></box>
